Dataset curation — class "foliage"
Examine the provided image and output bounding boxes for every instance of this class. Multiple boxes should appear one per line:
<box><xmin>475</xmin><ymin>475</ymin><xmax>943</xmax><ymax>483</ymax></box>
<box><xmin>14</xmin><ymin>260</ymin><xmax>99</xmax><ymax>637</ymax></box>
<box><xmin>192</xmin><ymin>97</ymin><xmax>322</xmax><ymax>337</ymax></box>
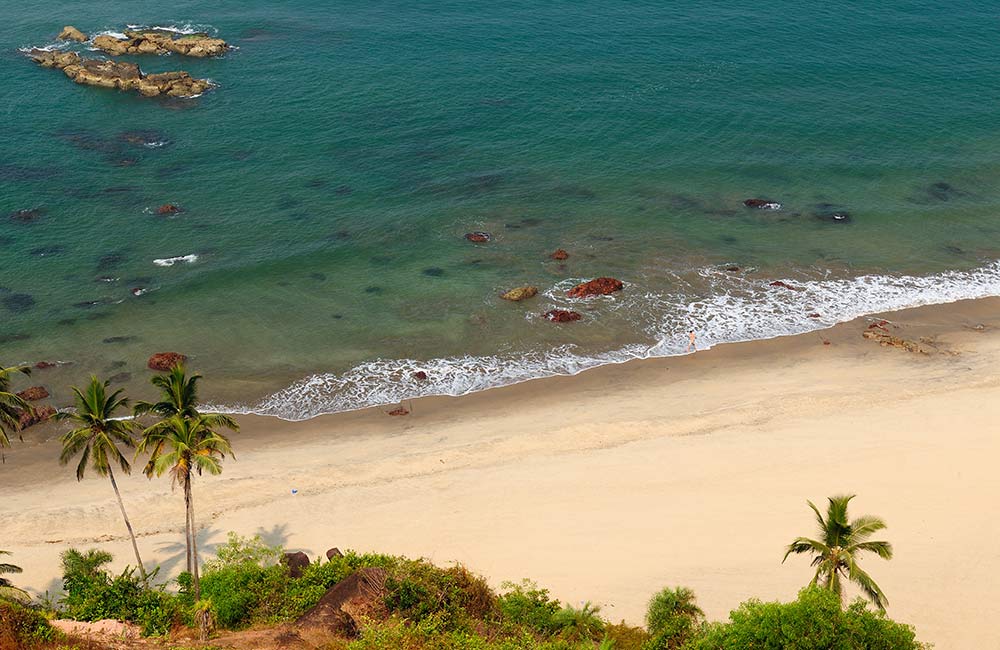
<box><xmin>688</xmin><ymin>587</ymin><xmax>926</xmax><ymax>650</ymax></box>
<box><xmin>0</xmin><ymin>600</ymin><xmax>57</xmax><ymax>648</ymax></box>
<box><xmin>551</xmin><ymin>602</ymin><xmax>605</xmax><ymax>643</ymax></box>
<box><xmin>784</xmin><ymin>494</ymin><xmax>893</xmax><ymax>610</ymax></box>
<box><xmin>0</xmin><ymin>552</ymin><xmax>27</xmax><ymax>603</ymax></box>
<box><xmin>496</xmin><ymin>580</ymin><xmax>561</xmax><ymax>635</ymax></box>
<box><xmin>0</xmin><ymin>364</ymin><xmax>30</xmax><ymax>458</ymax></box>
<box><xmin>643</xmin><ymin>586</ymin><xmax>703</xmax><ymax>649</ymax></box>
<box><xmin>59</xmin><ymin>548</ymin><xmax>180</xmax><ymax>636</ymax></box>
<box><xmin>603</xmin><ymin>621</ymin><xmax>651</xmax><ymax>650</ymax></box>
<box><xmin>202</xmin><ymin>533</ymin><xmax>282</xmax><ymax>572</ymax></box>
<box><xmin>383</xmin><ymin>561</ymin><xmax>496</xmax><ymax>632</ymax></box>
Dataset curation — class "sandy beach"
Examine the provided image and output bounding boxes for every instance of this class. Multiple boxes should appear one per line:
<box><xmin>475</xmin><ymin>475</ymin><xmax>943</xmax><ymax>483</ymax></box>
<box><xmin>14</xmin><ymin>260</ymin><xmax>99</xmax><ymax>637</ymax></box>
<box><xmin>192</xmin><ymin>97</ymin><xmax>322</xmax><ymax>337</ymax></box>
<box><xmin>4</xmin><ymin>298</ymin><xmax>1000</xmax><ymax>649</ymax></box>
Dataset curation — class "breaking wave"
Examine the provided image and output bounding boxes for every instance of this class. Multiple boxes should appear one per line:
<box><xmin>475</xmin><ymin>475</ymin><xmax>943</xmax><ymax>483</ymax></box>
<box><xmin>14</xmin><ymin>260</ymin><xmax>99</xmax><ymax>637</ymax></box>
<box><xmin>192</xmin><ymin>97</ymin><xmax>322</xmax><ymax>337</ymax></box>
<box><xmin>210</xmin><ymin>261</ymin><xmax>1000</xmax><ymax>421</ymax></box>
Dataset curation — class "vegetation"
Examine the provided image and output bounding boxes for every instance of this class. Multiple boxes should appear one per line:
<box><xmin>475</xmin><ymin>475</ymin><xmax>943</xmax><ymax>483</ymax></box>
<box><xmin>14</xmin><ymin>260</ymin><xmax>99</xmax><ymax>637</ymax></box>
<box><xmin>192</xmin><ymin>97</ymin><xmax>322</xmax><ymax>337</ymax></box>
<box><xmin>134</xmin><ymin>364</ymin><xmax>239</xmax><ymax>602</ymax></box>
<box><xmin>783</xmin><ymin>494</ymin><xmax>893</xmax><ymax>610</ymax></box>
<box><xmin>0</xmin><ymin>552</ymin><xmax>26</xmax><ymax>603</ymax></box>
<box><xmin>644</xmin><ymin>586</ymin><xmax>703</xmax><ymax>649</ymax></box>
<box><xmin>0</xmin><ymin>364</ymin><xmax>30</xmax><ymax>460</ymax></box>
<box><xmin>55</xmin><ymin>376</ymin><xmax>147</xmax><ymax>581</ymax></box>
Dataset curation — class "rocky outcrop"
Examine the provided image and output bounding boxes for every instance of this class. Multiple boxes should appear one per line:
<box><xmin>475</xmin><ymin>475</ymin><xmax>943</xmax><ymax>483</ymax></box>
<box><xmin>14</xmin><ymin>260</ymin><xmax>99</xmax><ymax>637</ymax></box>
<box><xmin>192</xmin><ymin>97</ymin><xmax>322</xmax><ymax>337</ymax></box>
<box><xmin>543</xmin><ymin>309</ymin><xmax>582</xmax><ymax>323</ymax></box>
<box><xmin>769</xmin><ymin>280</ymin><xmax>800</xmax><ymax>291</ymax></box>
<box><xmin>465</xmin><ymin>232</ymin><xmax>491</xmax><ymax>243</ymax></box>
<box><xmin>550</xmin><ymin>249</ymin><xmax>569</xmax><ymax>260</ymax></box>
<box><xmin>147</xmin><ymin>352</ymin><xmax>186</xmax><ymax>371</ymax></box>
<box><xmin>19</xmin><ymin>405</ymin><xmax>56</xmax><ymax>429</ymax></box>
<box><xmin>296</xmin><ymin>568</ymin><xmax>388</xmax><ymax>637</ymax></box>
<box><xmin>93</xmin><ymin>30</ymin><xmax>230</xmax><ymax>58</ymax></box>
<box><xmin>27</xmin><ymin>49</ymin><xmax>211</xmax><ymax>98</ymax></box>
<box><xmin>500</xmin><ymin>286</ymin><xmax>538</xmax><ymax>301</ymax></box>
<box><xmin>156</xmin><ymin>204</ymin><xmax>182</xmax><ymax>215</ymax></box>
<box><xmin>57</xmin><ymin>26</ymin><xmax>88</xmax><ymax>42</ymax></box>
<box><xmin>326</xmin><ymin>548</ymin><xmax>343</xmax><ymax>560</ymax></box>
<box><xmin>282</xmin><ymin>552</ymin><xmax>311</xmax><ymax>579</ymax></box>
<box><xmin>16</xmin><ymin>386</ymin><xmax>49</xmax><ymax>401</ymax></box>
<box><xmin>744</xmin><ymin>198</ymin><xmax>782</xmax><ymax>210</ymax></box>
<box><xmin>10</xmin><ymin>208</ymin><xmax>44</xmax><ymax>223</ymax></box>
<box><xmin>567</xmin><ymin>277</ymin><xmax>623</xmax><ymax>298</ymax></box>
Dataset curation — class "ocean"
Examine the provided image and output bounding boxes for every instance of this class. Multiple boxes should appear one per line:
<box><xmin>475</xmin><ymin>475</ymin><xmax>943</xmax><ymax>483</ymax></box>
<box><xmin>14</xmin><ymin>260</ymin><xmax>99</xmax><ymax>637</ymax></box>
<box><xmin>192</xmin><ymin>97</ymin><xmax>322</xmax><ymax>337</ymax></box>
<box><xmin>3</xmin><ymin>1</ymin><xmax>1000</xmax><ymax>419</ymax></box>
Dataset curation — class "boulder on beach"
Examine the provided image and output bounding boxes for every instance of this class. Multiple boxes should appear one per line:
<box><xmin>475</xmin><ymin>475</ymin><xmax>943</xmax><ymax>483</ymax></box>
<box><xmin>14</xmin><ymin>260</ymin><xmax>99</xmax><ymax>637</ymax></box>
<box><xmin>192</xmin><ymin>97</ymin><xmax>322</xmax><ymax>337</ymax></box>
<box><xmin>543</xmin><ymin>309</ymin><xmax>582</xmax><ymax>323</ymax></box>
<box><xmin>93</xmin><ymin>30</ymin><xmax>230</xmax><ymax>58</ymax></box>
<box><xmin>550</xmin><ymin>249</ymin><xmax>569</xmax><ymax>260</ymax></box>
<box><xmin>282</xmin><ymin>552</ymin><xmax>311</xmax><ymax>579</ymax></box>
<box><xmin>566</xmin><ymin>277</ymin><xmax>623</xmax><ymax>298</ymax></box>
<box><xmin>16</xmin><ymin>386</ymin><xmax>49</xmax><ymax>401</ymax></box>
<box><xmin>26</xmin><ymin>49</ymin><xmax>212</xmax><ymax>98</ymax></box>
<box><xmin>57</xmin><ymin>25</ymin><xmax>88</xmax><ymax>42</ymax></box>
<box><xmin>147</xmin><ymin>352</ymin><xmax>186</xmax><ymax>371</ymax></box>
<box><xmin>500</xmin><ymin>286</ymin><xmax>538</xmax><ymax>301</ymax></box>
<box><xmin>296</xmin><ymin>568</ymin><xmax>388</xmax><ymax>637</ymax></box>
<box><xmin>326</xmin><ymin>548</ymin><xmax>343</xmax><ymax>560</ymax></box>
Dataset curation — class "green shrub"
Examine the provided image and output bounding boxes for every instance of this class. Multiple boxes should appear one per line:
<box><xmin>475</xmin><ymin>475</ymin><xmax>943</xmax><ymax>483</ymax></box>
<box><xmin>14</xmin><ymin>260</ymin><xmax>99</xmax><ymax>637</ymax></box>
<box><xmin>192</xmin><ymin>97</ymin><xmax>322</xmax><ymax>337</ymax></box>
<box><xmin>643</xmin><ymin>586</ymin><xmax>703</xmax><ymax>650</ymax></box>
<box><xmin>551</xmin><ymin>602</ymin><xmax>605</xmax><ymax>643</ymax></box>
<box><xmin>688</xmin><ymin>587</ymin><xmax>927</xmax><ymax>650</ymax></box>
<box><xmin>203</xmin><ymin>532</ymin><xmax>281</xmax><ymax>572</ymax></box>
<box><xmin>604</xmin><ymin>621</ymin><xmax>651</xmax><ymax>650</ymax></box>
<box><xmin>496</xmin><ymin>580</ymin><xmax>561</xmax><ymax>634</ymax></box>
<box><xmin>199</xmin><ymin>562</ymin><xmax>289</xmax><ymax>629</ymax></box>
<box><xmin>0</xmin><ymin>600</ymin><xmax>58</xmax><ymax>648</ymax></box>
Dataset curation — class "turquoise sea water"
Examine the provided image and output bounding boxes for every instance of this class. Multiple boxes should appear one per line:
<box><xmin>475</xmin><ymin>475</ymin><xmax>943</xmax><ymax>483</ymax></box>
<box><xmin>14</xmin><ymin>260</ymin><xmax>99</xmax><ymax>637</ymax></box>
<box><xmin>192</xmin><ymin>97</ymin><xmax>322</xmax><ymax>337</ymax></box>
<box><xmin>3</xmin><ymin>1</ymin><xmax>1000</xmax><ymax>417</ymax></box>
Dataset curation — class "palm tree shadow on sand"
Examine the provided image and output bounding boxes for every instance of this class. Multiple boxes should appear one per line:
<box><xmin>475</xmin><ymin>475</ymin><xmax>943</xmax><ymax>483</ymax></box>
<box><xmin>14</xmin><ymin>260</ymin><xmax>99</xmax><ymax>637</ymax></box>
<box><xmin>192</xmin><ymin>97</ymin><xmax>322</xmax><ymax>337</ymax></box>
<box><xmin>153</xmin><ymin>526</ymin><xmax>224</xmax><ymax>577</ymax></box>
<box><xmin>254</xmin><ymin>523</ymin><xmax>291</xmax><ymax>550</ymax></box>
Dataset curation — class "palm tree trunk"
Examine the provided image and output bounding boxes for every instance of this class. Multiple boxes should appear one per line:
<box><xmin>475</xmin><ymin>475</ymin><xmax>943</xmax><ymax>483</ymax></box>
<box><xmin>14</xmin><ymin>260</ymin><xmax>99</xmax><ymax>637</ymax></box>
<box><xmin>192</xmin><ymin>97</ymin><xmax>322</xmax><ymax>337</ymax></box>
<box><xmin>183</xmin><ymin>474</ymin><xmax>193</xmax><ymax>578</ymax></box>
<box><xmin>186</xmin><ymin>476</ymin><xmax>201</xmax><ymax>601</ymax></box>
<box><xmin>108</xmin><ymin>467</ymin><xmax>147</xmax><ymax>582</ymax></box>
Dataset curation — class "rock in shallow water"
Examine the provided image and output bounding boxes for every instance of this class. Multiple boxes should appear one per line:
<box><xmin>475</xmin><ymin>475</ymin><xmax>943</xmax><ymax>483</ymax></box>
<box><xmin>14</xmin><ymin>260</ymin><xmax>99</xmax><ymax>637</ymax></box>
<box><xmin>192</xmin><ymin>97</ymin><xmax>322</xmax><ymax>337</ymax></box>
<box><xmin>147</xmin><ymin>352</ymin><xmax>186</xmax><ymax>371</ymax></box>
<box><xmin>744</xmin><ymin>198</ymin><xmax>782</xmax><ymax>210</ymax></box>
<box><xmin>550</xmin><ymin>249</ymin><xmax>569</xmax><ymax>261</ymax></box>
<box><xmin>26</xmin><ymin>49</ymin><xmax>212</xmax><ymax>98</ymax></box>
<box><xmin>543</xmin><ymin>309</ymin><xmax>582</xmax><ymax>323</ymax></box>
<box><xmin>16</xmin><ymin>386</ymin><xmax>49</xmax><ymax>401</ymax></box>
<box><xmin>567</xmin><ymin>277</ymin><xmax>623</xmax><ymax>298</ymax></box>
<box><xmin>464</xmin><ymin>231</ymin><xmax>491</xmax><ymax>243</ymax></box>
<box><xmin>57</xmin><ymin>25</ymin><xmax>87</xmax><ymax>42</ymax></box>
<box><xmin>500</xmin><ymin>286</ymin><xmax>538</xmax><ymax>301</ymax></box>
<box><xmin>93</xmin><ymin>30</ymin><xmax>230</xmax><ymax>58</ymax></box>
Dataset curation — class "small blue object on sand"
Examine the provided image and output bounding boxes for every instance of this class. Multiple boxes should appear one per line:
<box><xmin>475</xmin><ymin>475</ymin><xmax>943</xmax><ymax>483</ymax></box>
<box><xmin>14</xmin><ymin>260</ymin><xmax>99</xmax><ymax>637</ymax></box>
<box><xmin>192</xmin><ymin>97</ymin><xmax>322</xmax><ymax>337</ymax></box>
<box><xmin>291</xmin><ymin>489</ymin><xmax>298</xmax><ymax>495</ymax></box>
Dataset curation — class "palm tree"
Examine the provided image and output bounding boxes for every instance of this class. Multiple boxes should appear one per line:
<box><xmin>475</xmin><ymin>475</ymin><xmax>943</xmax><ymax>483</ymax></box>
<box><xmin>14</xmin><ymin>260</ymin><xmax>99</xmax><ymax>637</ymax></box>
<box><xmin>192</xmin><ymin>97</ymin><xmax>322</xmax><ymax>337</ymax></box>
<box><xmin>55</xmin><ymin>377</ymin><xmax>147</xmax><ymax>581</ymax></box>
<box><xmin>783</xmin><ymin>494</ymin><xmax>893</xmax><ymax>610</ymax></box>
<box><xmin>137</xmin><ymin>399</ymin><xmax>237</xmax><ymax>600</ymax></box>
<box><xmin>134</xmin><ymin>364</ymin><xmax>204</xmax><ymax>420</ymax></box>
<box><xmin>0</xmin><ymin>364</ymin><xmax>31</xmax><ymax>461</ymax></box>
<box><xmin>0</xmin><ymin>551</ymin><xmax>27</xmax><ymax>602</ymax></box>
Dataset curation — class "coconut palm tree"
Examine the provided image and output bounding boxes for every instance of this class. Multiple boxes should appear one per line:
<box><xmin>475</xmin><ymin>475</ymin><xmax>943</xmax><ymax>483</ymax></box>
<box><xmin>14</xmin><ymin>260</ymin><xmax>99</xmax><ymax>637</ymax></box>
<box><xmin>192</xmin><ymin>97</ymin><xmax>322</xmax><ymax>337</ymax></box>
<box><xmin>0</xmin><ymin>551</ymin><xmax>27</xmax><ymax>602</ymax></box>
<box><xmin>133</xmin><ymin>364</ymin><xmax>204</xmax><ymax>420</ymax></box>
<box><xmin>137</xmin><ymin>412</ymin><xmax>237</xmax><ymax>600</ymax></box>
<box><xmin>0</xmin><ymin>364</ymin><xmax>31</xmax><ymax>460</ymax></box>
<box><xmin>55</xmin><ymin>377</ymin><xmax>147</xmax><ymax>581</ymax></box>
<box><xmin>783</xmin><ymin>494</ymin><xmax>893</xmax><ymax>610</ymax></box>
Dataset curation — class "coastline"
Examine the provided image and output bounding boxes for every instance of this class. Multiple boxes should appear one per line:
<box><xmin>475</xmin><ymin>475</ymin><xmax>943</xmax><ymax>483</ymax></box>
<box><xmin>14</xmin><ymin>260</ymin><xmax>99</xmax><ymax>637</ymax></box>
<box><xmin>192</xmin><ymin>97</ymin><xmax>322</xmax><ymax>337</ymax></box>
<box><xmin>5</xmin><ymin>296</ymin><xmax>1000</xmax><ymax>648</ymax></box>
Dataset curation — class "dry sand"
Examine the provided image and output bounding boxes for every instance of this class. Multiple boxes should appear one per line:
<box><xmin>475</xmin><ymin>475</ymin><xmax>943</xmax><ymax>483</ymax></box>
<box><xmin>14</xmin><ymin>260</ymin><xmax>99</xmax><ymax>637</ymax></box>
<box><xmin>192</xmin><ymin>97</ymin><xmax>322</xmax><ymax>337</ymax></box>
<box><xmin>4</xmin><ymin>298</ymin><xmax>1000</xmax><ymax>649</ymax></box>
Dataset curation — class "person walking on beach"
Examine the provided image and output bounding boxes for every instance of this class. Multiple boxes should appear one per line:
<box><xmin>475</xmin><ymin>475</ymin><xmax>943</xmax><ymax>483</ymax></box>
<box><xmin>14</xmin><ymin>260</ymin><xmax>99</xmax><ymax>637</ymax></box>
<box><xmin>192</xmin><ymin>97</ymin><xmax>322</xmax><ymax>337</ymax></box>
<box><xmin>686</xmin><ymin>330</ymin><xmax>696</xmax><ymax>353</ymax></box>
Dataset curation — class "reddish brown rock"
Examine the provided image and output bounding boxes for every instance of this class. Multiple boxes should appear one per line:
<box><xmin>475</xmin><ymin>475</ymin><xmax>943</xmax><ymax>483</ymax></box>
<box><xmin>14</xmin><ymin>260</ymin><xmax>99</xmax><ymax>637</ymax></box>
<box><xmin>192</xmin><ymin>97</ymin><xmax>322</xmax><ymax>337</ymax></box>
<box><xmin>16</xmin><ymin>386</ymin><xmax>49</xmax><ymax>401</ymax></box>
<box><xmin>744</xmin><ymin>198</ymin><xmax>782</xmax><ymax>210</ymax></box>
<box><xmin>156</xmin><ymin>204</ymin><xmax>182</xmax><ymax>215</ymax></box>
<box><xmin>769</xmin><ymin>281</ymin><xmax>801</xmax><ymax>291</ymax></box>
<box><xmin>725</xmin><ymin>266</ymin><xmax>741</xmax><ymax>272</ymax></box>
<box><xmin>19</xmin><ymin>405</ymin><xmax>56</xmax><ymax>429</ymax></box>
<box><xmin>412</xmin><ymin>371</ymin><xmax>428</xmax><ymax>381</ymax></box>
<box><xmin>282</xmin><ymin>551</ymin><xmax>311</xmax><ymax>579</ymax></box>
<box><xmin>543</xmin><ymin>309</ymin><xmax>582</xmax><ymax>323</ymax></box>
<box><xmin>326</xmin><ymin>548</ymin><xmax>343</xmax><ymax>560</ymax></box>
<box><xmin>387</xmin><ymin>406</ymin><xmax>409</xmax><ymax>416</ymax></box>
<box><xmin>567</xmin><ymin>277</ymin><xmax>623</xmax><ymax>298</ymax></box>
<box><xmin>34</xmin><ymin>361</ymin><xmax>58</xmax><ymax>369</ymax></box>
<box><xmin>807</xmin><ymin>313</ymin><xmax>821</xmax><ymax>319</ymax></box>
<box><xmin>147</xmin><ymin>352</ymin><xmax>186</xmax><ymax>371</ymax></box>
<box><xmin>296</xmin><ymin>567</ymin><xmax>388</xmax><ymax>637</ymax></box>
<box><xmin>464</xmin><ymin>231</ymin><xmax>491</xmax><ymax>243</ymax></box>
<box><xmin>550</xmin><ymin>249</ymin><xmax>569</xmax><ymax>261</ymax></box>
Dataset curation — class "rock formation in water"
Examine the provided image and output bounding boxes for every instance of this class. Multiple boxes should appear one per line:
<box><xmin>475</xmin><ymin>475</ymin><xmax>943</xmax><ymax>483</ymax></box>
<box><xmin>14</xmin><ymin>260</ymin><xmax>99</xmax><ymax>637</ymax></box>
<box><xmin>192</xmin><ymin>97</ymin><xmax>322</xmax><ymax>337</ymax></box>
<box><xmin>57</xmin><ymin>25</ymin><xmax>88</xmax><ymax>42</ymax></box>
<box><xmin>27</xmin><ymin>49</ymin><xmax>212</xmax><ymax>98</ymax></box>
<box><xmin>147</xmin><ymin>352</ymin><xmax>187</xmax><ymax>371</ymax></box>
<box><xmin>93</xmin><ymin>29</ymin><xmax>229</xmax><ymax>58</ymax></box>
<box><xmin>500</xmin><ymin>286</ymin><xmax>538</xmax><ymax>301</ymax></box>
<box><xmin>566</xmin><ymin>277</ymin><xmax>623</xmax><ymax>298</ymax></box>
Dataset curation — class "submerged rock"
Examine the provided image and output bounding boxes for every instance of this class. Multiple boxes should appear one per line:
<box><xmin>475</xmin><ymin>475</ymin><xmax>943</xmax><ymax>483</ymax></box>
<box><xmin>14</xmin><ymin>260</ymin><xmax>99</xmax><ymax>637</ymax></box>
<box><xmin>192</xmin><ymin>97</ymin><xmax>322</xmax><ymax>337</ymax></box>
<box><xmin>156</xmin><ymin>204</ymin><xmax>182</xmax><ymax>215</ymax></box>
<box><xmin>16</xmin><ymin>386</ymin><xmax>49</xmax><ymax>401</ymax></box>
<box><xmin>744</xmin><ymin>198</ymin><xmax>782</xmax><ymax>210</ymax></box>
<box><xmin>3</xmin><ymin>293</ymin><xmax>35</xmax><ymax>313</ymax></box>
<box><xmin>769</xmin><ymin>280</ymin><xmax>801</xmax><ymax>291</ymax></box>
<box><xmin>147</xmin><ymin>352</ymin><xmax>186</xmax><ymax>371</ymax></box>
<box><xmin>57</xmin><ymin>25</ymin><xmax>88</xmax><ymax>42</ymax></box>
<box><xmin>567</xmin><ymin>277</ymin><xmax>623</xmax><ymax>298</ymax></box>
<box><xmin>26</xmin><ymin>49</ymin><xmax>212</xmax><ymax>98</ymax></box>
<box><xmin>500</xmin><ymin>286</ymin><xmax>538</xmax><ymax>301</ymax></box>
<box><xmin>465</xmin><ymin>231</ymin><xmax>492</xmax><ymax>243</ymax></box>
<box><xmin>550</xmin><ymin>249</ymin><xmax>569</xmax><ymax>261</ymax></box>
<box><xmin>543</xmin><ymin>309</ymin><xmax>582</xmax><ymax>323</ymax></box>
<box><xmin>93</xmin><ymin>30</ymin><xmax>230</xmax><ymax>58</ymax></box>
<box><xmin>10</xmin><ymin>208</ymin><xmax>45</xmax><ymax>223</ymax></box>
<box><xmin>412</xmin><ymin>371</ymin><xmax>428</xmax><ymax>381</ymax></box>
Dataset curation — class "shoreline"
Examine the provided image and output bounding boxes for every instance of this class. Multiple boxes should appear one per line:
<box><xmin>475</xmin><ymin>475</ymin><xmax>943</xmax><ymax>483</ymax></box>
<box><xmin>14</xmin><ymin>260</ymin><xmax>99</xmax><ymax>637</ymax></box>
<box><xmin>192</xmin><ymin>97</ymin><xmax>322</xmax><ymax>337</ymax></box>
<box><xmin>5</xmin><ymin>296</ymin><xmax>1000</xmax><ymax>648</ymax></box>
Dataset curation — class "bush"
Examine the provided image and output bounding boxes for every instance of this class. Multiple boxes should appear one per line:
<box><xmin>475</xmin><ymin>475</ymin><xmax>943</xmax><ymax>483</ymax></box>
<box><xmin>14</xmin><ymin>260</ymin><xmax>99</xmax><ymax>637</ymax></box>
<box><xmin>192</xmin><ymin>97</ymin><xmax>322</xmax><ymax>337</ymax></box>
<box><xmin>688</xmin><ymin>587</ymin><xmax>927</xmax><ymax>650</ymax></box>
<box><xmin>496</xmin><ymin>580</ymin><xmax>561</xmax><ymax>634</ymax></box>
<box><xmin>59</xmin><ymin>548</ymin><xmax>181</xmax><ymax>636</ymax></box>
<box><xmin>604</xmin><ymin>621</ymin><xmax>651</xmax><ymax>650</ymax></box>
<box><xmin>551</xmin><ymin>602</ymin><xmax>605</xmax><ymax>643</ymax></box>
<box><xmin>643</xmin><ymin>586</ymin><xmax>703</xmax><ymax>649</ymax></box>
<box><xmin>203</xmin><ymin>532</ymin><xmax>281</xmax><ymax>571</ymax></box>
<box><xmin>0</xmin><ymin>600</ymin><xmax>57</xmax><ymax>648</ymax></box>
<box><xmin>383</xmin><ymin>561</ymin><xmax>496</xmax><ymax>632</ymax></box>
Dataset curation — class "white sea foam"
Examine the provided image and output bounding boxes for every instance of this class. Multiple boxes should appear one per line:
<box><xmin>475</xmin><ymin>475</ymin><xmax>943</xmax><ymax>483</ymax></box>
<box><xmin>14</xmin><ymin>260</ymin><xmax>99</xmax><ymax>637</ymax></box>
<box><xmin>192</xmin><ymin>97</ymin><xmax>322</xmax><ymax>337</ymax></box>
<box><xmin>209</xmin><ymin>261</ymin><xmax>1000</xmax><ymax>421</ymax></box>
<box><xmin>153</xmin><ymin>254</ymin><xmax>197</xmax><ymax>267</ymax></box>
